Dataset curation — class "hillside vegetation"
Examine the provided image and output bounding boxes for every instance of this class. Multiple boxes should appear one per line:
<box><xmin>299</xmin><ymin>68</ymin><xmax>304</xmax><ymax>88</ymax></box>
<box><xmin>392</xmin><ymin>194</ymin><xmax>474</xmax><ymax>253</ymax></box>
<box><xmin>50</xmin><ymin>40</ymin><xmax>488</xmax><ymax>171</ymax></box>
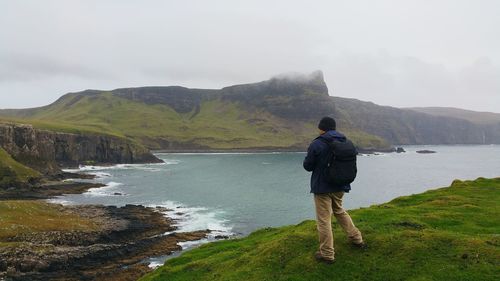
<box><xmin>0</xmin><ymin>116</ymin><xmax>124</xmax><ymax>138</ymax></box>
<box><xmin>1</xmin><ymin>94</ymin><xmax>315</xmax><ymax>150</ymax></box>
<box><xmin>1</xmin><ymin>71</ymin><xmax>498</xmax><ymax>150</ymax></box>
<box><xmin>0</xmin><ymin>72</ymin><xmax>390</xmax><ymax>151</ymax></box>
<box><xmin>141</xmin><ymin>177</ymin><xmax>500</xmax><ymax>281</ymax></box>
<box><xmin>0</xmin><ymin>200</ymin><xmax>98</xmax><ymax>243</ymax></box>
<box><xmin>0</xmin><ymin>147</ymin><xmax>41</xmax><ymax>187</ymax></box>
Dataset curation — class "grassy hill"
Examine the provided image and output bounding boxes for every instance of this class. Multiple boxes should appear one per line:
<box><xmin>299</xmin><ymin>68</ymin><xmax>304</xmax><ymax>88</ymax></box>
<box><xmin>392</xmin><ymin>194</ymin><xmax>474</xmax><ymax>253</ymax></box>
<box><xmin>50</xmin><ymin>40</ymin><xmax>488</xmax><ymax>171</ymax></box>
<box><xmin>0</xmin><ymin>116</ymin><xmax>124</xmax><ymax>138</ymax></box>
<box><xmin>2</xmin><ymin>93</ymin><xmax>316</xmax><ymax>150</ymax></box>
<box><xmin>0</xmin><ymin>147</ymin><xmax>41</xmax><ymax>187</ymax></box>
<box><xmin>0</xmin><ymin>73</ymin><xmax>391</xmax><ymax>151</ymax></box>
<box><xmin>2</xmin><ymin>71</ymin><xmax>498</xmax><ymax>150</ymax></box>
<box><xmin>141</xmin><ymin>177</ymin><xmax>500</xmax><ymax>281</ymax></box>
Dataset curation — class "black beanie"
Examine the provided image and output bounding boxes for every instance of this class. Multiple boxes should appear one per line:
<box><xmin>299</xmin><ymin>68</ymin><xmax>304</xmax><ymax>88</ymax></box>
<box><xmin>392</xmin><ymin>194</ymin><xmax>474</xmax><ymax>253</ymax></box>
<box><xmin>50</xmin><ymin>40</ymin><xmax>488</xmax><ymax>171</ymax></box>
<box><xmin>318</xmin><ymin>117</ymin><xmax>336</xmax><ymax>131</ymax></box>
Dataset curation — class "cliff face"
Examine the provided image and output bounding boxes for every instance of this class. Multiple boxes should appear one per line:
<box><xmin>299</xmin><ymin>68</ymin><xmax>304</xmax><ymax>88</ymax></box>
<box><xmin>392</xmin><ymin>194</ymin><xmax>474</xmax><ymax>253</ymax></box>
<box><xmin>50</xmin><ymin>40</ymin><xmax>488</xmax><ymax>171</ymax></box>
<box><xmin>113</xmin><ymin>71</ymin><xmax>334</xmax><ymax>121</ymax></box>
<box><xmin>0</xmin><ymin>123</ymin><xmax>162</xmax><ymax>174</ymax></box>
<box><xmin>220</xmin><ymin>71</ymin><xmax>335</xmax><ymax>121</ymax></box>
<box><xmin>332</xmin><ymin>97</ymin><xmax>500</xmax><ymax>145</ymax></box>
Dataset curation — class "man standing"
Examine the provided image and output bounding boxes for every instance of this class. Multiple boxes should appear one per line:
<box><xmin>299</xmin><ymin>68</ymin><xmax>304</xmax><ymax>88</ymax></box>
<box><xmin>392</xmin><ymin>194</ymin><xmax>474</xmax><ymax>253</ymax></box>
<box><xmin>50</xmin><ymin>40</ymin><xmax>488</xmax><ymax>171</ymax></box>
<box><xmin>303</xmin><ymin>116</ymin><xmax>365</xmax><ymax>264</ymax></box>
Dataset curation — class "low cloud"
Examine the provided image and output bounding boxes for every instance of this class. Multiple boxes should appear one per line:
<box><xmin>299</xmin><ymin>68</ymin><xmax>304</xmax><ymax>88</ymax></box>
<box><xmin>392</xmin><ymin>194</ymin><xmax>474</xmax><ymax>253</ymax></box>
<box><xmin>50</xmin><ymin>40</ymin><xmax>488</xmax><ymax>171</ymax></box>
<box><xmin>324</xmin><ymin>52</ymin><xmax>500</xmax><ymax>112</ymax></box>
<box><xmin>0</xmin><ymin>1</ymin><xmax>499</xmax><ymax>112</ymax></box>
<box><xmin>0</xmin><ymin>53</ymin><xmax>110</xmax><ymax>82</ymax></box>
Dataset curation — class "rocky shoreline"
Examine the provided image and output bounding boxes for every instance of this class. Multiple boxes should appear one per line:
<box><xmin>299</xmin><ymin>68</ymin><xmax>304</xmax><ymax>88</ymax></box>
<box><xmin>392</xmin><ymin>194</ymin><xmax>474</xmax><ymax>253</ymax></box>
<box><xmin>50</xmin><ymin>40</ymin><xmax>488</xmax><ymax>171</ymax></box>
<box><xmin>0</xmin><ymin>174</ymin><xmax>211</xmax><ymax>281</ymax></box>
<box><xmin>0</xmin><ymin>181</ymin><xmax>103</xmax><ymax>201</ymax></box>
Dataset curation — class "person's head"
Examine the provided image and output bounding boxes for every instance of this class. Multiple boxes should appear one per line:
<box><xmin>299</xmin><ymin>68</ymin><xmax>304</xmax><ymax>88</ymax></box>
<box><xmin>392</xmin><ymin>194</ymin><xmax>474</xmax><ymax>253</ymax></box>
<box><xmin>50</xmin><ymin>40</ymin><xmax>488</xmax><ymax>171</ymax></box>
<box><xmin>318</xmin><ymin>116</ymin><xmax>336</xmax><ymax>134</ymax></box>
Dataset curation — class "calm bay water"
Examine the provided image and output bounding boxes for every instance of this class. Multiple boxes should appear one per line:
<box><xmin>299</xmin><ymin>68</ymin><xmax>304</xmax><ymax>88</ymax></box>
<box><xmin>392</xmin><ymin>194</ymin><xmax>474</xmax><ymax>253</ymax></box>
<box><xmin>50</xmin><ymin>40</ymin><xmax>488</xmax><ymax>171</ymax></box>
<box><xmin>53</xmin><ymin>145</ymin><xmax>500</xmax><ymax>238</ymax></box>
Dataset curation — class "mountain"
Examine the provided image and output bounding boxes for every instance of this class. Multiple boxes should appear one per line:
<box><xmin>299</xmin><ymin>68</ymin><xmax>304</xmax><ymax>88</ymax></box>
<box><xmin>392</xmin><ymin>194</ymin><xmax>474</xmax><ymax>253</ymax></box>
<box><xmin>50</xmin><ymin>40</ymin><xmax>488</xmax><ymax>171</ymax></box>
<box><xmin>408</xmin><ymin>107</ymin><xmax>500</xmax><ymax>125</ymax></box>
<box><xmin>333</xmin><ymin>98</ymin><xmax>500</xmax><ymax>145</ymax></box>
<box><xmin>0</xmin><ymin>71</ymin><xmax>389</xmax><ymax>151</ymax></box>
<box><xmin>1</xmin><ymin>71</ymin><xmax>499</xmax><ymax>152</ymax></box>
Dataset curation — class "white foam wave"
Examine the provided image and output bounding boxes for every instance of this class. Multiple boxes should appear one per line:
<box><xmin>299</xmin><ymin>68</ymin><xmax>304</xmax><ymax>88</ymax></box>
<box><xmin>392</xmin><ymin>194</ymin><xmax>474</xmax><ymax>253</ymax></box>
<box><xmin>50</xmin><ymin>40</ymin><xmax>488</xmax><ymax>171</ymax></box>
<box><xmin>46</xmin><ymin>198</ymin><xmax>76</xmax><ymax>205</ymax></box>
<box><xmin>143</xmin><ymin>201</ymin><xmax>234</xmax><ymax>269</ymax></box>
<box><xmin>359</xmin><ymin>152</ymin><xmax>388</xmax><ymax>157</ymax></box>
<box><xmin>162</xmin><ymin>159</ymin><xmax>181</xmax><ymax>165</ymax></box>
<box><xmin>83</xmin><ymin>181</ymin><xmax>126</xmax><ymax>197</ymax></box>
<box><xmin>89</xmin><ymin>171</ymin><xmax>112</xmax><ymax>178</ymax></box>
<box><xmin>64</xmin><ymin>162</ymin><xmax>168</xmax><ymax>173</ymax></box>
<box><xmin>147</xmin><ymin>201</ymin><xmax>233</xmax><ymax>235</ymax></box>
<box><xmin>177</xmin><ymin>238</ymin><xmax>210</xmax><ymax>250</ymax></box>
<box><xmin>62</xmin><ymin>168</ymin><xmax>82</xmax><ymax>173</ymax></box>
<box><xmin>148</xmin><ymin>260</ymin><xmax>164</xmax><ymax>269</ymax></box>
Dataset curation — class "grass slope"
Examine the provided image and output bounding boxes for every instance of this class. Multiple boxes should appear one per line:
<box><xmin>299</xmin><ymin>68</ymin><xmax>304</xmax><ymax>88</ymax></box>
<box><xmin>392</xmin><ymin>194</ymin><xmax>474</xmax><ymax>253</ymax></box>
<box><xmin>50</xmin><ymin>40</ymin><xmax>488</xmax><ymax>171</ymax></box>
<box><xmin>141</xmin><ymin>177</ymin><xmax>500</xmax><ymax>281</ymax></box>
<box><xmin>1</xmin><ymin>93</ymin><xmax>390</xmax><ymax>150</ymax></box>
<box><xmin>0</xmin><ymin>147</ymin><xmax>41</xmax><ymax>187</ymax></box>
<box><xmin>0</xmin><ymin>201</ymin><xmax>99</xmax><ymax>248</ymax></box>
<box><xmin>0</xmin><ymin>200</ymin><xmax>101</xmax><ymax>249</ymax></box>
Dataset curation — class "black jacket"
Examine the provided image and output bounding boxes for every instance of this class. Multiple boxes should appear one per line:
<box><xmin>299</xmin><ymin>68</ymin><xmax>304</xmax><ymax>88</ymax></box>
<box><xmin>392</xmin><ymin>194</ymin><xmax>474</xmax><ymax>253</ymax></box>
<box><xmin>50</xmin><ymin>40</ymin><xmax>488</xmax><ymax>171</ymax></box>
<box><xmin>303</xmin><ymin>130</ymin><xmax>351</xmax><ymax>193</ymax></box>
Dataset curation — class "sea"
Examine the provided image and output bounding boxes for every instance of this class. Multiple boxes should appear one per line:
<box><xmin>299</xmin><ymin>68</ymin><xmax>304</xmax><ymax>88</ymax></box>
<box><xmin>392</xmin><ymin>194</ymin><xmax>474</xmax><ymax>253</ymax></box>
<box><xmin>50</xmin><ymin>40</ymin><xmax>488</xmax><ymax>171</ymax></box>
<box><xmin>49</xmin><ymin>145</ymin><xmax>500</xmax><ymax>266</ymax></box>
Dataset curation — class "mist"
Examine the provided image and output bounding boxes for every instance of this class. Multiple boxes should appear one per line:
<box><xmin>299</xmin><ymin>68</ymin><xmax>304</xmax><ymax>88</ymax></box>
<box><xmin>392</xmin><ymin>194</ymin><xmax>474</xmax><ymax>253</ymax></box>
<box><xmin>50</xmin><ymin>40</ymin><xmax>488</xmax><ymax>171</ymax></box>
<box><xmin>1</xmin><ymin>0</ymin><xmax>499</xmax><ymax>112</ymax></box>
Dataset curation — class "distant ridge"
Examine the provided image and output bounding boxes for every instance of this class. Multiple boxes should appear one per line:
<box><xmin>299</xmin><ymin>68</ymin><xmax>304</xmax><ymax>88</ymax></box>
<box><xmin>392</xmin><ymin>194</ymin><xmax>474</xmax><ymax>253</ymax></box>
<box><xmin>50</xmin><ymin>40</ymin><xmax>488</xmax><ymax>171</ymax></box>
<box><xmin>1</xmin><ymin>71</ymin><xmax>499</xmax><ymax>151</ymax></box>
<box><xmin>407</xmin><ymin>107</ymin><xmax>500</xmax><ymax>125</ymax></box>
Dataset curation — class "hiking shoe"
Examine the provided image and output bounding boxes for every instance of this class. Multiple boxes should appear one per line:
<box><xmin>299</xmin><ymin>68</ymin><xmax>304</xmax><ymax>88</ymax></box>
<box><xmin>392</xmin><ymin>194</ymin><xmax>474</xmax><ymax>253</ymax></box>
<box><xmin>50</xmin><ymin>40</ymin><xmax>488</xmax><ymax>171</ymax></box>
<box><xmin>351</xmin><ymin>241</ymin><xmax>368</xmax><ymax>249</ymax></box>
<box><xmin>314</xmin><ymin>252</ymin><xmax>335</xmax><ymax>265</ymax></box>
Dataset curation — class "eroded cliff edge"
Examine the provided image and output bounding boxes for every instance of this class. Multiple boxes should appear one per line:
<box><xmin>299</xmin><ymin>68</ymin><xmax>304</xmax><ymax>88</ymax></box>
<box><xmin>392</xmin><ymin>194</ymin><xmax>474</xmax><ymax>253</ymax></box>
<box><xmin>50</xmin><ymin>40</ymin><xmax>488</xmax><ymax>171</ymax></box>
<box><xmin>0</xmin><ymin>123</ymin><xmax>162</xmax><ymax>176</ymax></box>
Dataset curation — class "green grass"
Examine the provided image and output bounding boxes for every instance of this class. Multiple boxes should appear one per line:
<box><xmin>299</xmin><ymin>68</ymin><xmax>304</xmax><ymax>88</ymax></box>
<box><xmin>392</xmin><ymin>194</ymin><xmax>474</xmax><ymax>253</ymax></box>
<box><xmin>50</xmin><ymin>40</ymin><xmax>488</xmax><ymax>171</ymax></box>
<box><xmin>1</xmin><ymin>92</ymin><xmax>390</xmax><ymax>150</ymax></box>
<box><xmin>0</xmin><ymin>200</ymin><xmax>99</xmax><ymax>241</ymax></box>
<box><xmin>0</xmin><ymin>116</ymin><xmax>124</xmax><ymax>138</ymax></box>
<box><xmin>141</xmin><ymin>177</ymin><xmax>500</xmax><ymax>281</ymax></box>
<box><xmin>0</xmin><ymin>147</ymin><xmax>41</xmax><ymax>186</ymax></box>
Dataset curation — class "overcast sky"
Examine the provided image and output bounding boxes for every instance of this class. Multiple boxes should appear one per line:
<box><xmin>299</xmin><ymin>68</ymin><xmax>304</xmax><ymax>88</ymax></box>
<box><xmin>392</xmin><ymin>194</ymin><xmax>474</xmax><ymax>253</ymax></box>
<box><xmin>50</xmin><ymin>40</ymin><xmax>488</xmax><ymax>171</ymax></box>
<box><xmin>1</xmin><ymin>0</ymin><xmax>499</xmax><ymax>112</ymax></box>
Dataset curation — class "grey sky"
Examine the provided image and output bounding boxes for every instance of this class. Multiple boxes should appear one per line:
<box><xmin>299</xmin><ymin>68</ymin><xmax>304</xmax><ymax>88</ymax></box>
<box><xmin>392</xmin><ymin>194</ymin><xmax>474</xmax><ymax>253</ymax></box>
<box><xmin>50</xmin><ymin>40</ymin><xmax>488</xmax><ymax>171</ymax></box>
<box><xmin>1</xmin><ymin>0</ymin><xmax>499</xmax><ymax>112</ymax></box>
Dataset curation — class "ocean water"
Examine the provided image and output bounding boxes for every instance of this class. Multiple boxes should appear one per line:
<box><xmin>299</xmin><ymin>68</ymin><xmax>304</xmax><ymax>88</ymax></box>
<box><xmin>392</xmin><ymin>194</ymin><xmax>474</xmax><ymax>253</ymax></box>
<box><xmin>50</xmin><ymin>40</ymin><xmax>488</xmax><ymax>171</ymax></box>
<box><xmin>51</xmin><ymin>145</ymin><xmax>500</xmax><ymax>257</ymax></box>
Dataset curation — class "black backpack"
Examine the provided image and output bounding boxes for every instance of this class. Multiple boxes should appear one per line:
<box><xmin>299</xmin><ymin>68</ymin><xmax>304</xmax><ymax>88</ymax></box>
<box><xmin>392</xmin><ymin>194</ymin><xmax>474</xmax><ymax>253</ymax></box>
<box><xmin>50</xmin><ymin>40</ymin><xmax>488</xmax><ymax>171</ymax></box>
<box><xmin>323</xmin><ymin>139</ymin><xmax>358</xmax><ymax>186</ymax></box>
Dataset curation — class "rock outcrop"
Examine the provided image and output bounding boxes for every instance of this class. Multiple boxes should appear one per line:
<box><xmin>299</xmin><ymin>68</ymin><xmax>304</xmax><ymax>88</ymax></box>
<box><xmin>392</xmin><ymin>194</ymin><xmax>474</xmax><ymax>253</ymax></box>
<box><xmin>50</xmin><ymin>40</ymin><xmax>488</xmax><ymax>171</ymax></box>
<box><xmin>0</xmin><ymin>123</ymin><xmax>162</xmax><ymax>174</ymax></box>
<box><xmin>0</xmin><ymin>204</ymin><xmax>209</xmax><ymax>281</ymax></box>
<box><xmin>111</xmin><ymin>71</ymin><xmax>333</xmax><ymax>121</ymax></box>
<box><xmin>220</xmin><ymin>71</ymin><xmax>335</xmax><ymax>121</ymax></box>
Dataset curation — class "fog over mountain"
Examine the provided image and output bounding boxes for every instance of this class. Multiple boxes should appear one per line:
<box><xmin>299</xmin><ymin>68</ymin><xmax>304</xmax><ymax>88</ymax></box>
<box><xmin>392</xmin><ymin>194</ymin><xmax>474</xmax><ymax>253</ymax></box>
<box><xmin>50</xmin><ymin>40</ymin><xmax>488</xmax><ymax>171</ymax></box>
<box><xmin>1</xmin><ymin>0</ymin><xmax>499</xmax><ymax>112</ymax></box>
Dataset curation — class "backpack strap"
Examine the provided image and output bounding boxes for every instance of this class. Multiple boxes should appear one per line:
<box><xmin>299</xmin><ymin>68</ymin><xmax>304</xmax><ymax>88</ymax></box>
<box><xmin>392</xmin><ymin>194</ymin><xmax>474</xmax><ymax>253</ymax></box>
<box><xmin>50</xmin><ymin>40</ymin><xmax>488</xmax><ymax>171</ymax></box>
<box><xmin>317</xmin><ymin>137</ymin><xmax>337</xmax><ymax>163</ymax></box>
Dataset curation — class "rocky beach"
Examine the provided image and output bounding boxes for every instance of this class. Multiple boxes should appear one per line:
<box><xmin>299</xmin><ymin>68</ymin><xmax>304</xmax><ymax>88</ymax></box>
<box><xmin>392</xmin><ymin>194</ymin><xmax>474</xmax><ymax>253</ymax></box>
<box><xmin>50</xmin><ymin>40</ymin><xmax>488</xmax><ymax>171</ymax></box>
<box><xmin>0</xmin><ymin>175</ymin><xmax>210</xmax><ymax>281</ymax></box>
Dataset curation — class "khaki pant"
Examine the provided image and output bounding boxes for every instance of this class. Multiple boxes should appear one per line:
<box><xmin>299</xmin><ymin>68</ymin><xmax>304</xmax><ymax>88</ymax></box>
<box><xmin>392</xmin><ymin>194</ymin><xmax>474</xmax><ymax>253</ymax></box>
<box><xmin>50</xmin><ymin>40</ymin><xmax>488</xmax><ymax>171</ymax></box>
<box><xmin>314</xmin><ymin>192</ymin><xmax>363</xmax><ymax>260</ymax></box>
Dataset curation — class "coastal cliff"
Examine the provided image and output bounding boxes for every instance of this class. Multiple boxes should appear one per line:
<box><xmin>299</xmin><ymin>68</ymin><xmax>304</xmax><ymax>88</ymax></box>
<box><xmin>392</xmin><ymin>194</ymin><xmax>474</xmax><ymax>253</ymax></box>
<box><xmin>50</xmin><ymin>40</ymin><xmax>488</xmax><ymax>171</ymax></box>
<box><xmin>333</xmin><ymin>97</ymin><xmax>500</xmax><ymax>145</ymax></box>
<box><xmin>0</xmin><ymin>123</ymin><xmax>162</xmax><ymax>175</ymax></box>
